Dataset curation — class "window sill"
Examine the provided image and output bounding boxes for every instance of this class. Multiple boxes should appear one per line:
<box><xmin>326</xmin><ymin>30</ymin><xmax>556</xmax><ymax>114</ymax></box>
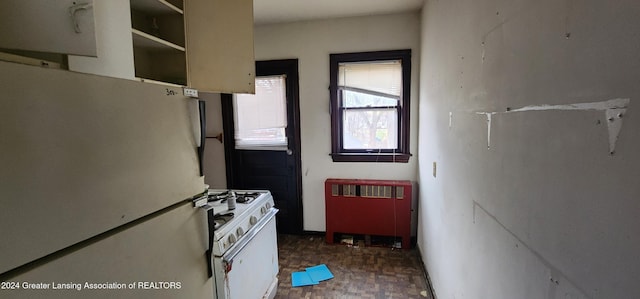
<box><xmin>330</xmin><ymin>153</ymin><xmax>411</xmax><ymax>163</ymax></box>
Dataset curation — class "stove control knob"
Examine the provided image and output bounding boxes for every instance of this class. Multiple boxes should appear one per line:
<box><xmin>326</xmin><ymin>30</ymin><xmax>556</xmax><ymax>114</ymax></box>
<box><xmin>265</xmin><ymin>202</ymin><xmax>272</xmax><ymax>209</ymax></box>
<box><xmin>260</xmin><ymin>206</ymin><xmax>267</xmax><ymax>215</ymax></box>
<box><xmin>236</xmin><ymin>227</ymin><xmax>244</xmax><ymax>237</ymax></box>
<box><xmin>228</xmin><ymin>234</ymin><xmax>236</xmax><ymax>245</ymax></box>
<box><xmin>249</xmin><ymin>216</ymin><xmax>258</xmax><ymax>225</ymax></box>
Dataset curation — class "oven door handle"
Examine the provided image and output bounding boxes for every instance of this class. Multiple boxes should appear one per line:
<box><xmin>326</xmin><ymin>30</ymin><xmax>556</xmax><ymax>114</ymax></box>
<box><xmin>222</xmin><ymin>208</ymin><xmax>278</xmax><ymax>269</ymax></box>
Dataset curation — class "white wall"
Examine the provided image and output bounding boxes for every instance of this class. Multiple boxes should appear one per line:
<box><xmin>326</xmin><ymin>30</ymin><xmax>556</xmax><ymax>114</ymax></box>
<box><xmin>254</xmin><ymin>12</ymin><xmax>421</xmax><ymax>231</ymax></box>
<box><xmin>418</xmin><ymin>0</ymin><xmax>640</xmax><ymax>298</ymax></box>
<box><xmin>201</xmin><ymin>92</ymin><xmax>227</xmax><ymax>189</ymax></box>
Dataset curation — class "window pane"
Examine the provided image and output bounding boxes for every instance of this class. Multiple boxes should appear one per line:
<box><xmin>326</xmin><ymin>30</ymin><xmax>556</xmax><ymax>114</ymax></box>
<box><xmin>330</xmin><ymin>50</ymin><xmax>411</xmax><ymax>162</ymax></box>
<box><xmin>342</xmin><ymin>108</ymin><xmax>398</xmax><ymax>150</ymax></box>
<box><xmin>234</xmin><ymin>75</ymin><xmax>287</xmax><ymax>148</ymax></box>
<box><xmin>338</xmin><ymin>60</ymin><xmax>402</xmax><ymax>96</ymax></box>
<box><xmin>342</xmin><ymin>89</ymin><xmax>398</xmax><ymax>108</ymax></box>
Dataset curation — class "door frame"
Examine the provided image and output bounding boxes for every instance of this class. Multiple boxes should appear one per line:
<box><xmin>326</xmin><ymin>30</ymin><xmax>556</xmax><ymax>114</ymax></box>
<box><xmin>221</xmin><ymin>59</ymin><xmax>303</xmax><ymax>233</ymax></box>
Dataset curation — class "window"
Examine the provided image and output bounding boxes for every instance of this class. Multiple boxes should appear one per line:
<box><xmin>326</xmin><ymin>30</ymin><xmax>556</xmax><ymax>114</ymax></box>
<box><xmin>233</xmin><ymin>75</ymin><xmax>288</xmax><ymax>149</ymax></box>
<box><xmin>330</xmin><ymin>50</ymin><xmax>411</xmax><ymax>162</ymax></box>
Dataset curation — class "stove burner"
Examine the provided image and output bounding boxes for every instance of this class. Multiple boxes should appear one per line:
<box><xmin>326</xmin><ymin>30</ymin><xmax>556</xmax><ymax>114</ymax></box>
<box><xmin>208</xmin><ymin>190</ymin><xmax>261</xmax><ymax>204</ymax></box>
<box><xmin>236</xmin><ymin>192</ymin><xmax>260</xmax><ymax>204</ymax></box>
<box><xmin>212</xmin><ymin>212</ymin><xmax>234</xmax><ymax>230</ymax></box>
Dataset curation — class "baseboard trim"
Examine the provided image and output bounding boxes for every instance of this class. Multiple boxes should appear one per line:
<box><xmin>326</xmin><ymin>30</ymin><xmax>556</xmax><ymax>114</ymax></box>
<box><xmin>416</xmin><ymin>246</ymin><xmax>437</xmax><ymax>299</ymax></box>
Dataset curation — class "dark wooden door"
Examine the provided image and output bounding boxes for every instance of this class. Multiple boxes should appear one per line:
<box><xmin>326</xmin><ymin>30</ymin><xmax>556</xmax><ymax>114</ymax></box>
<box><xmin>222</xmin><ymin>59</ymin><xmax>303</xmax><ymax>234</ymax></box>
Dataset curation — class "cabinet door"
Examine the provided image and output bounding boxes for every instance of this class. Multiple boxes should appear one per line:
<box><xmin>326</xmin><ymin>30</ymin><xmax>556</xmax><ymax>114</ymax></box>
<box><xmin>0</xmin><ymin>0</ymin><xmax>97</xmax><ymax>56</ymax></box>
<box><xmin>68</xmin><ymin>0</ymin><xmax>135</xmax><ymax>79</ymax></box>
<box><xmin>185</xmin><ymin>0</ymin><xmax>255</xmax><ymax>94</ymax></box>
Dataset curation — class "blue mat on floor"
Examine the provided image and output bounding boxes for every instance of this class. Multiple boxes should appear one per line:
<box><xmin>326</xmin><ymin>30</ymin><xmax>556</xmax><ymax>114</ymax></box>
<box><xmin>291</xmin><ymin>264</ymin><xmax>334</xmax><ymax>287</ymax></box>
<box><xmin>305</xmin><ymin>264</ymin><xmax>334</xmax><ymax>282</ymax></box>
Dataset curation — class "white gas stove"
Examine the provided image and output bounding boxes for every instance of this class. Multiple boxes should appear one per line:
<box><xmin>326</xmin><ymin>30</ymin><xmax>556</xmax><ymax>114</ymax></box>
<box><xmin>205</xmin><ymin>189</ymin><xmax>276</xmax><ymax>255</ymax></box>
<box><xmin>197</xmin><ymin>189</ymin><xmax>279</xmax><ymax>299</ymax></box>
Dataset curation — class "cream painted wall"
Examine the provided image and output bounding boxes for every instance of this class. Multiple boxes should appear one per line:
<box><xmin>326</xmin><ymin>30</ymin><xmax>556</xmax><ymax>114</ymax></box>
<box><xmin>201</xmin><ymin>92</ymin><xmax>227</xmax><ymax>189</ymax></box>
<box><xmin>418</xmin><ymin>0</ymin><xmax>640</xmax><ymax>298</ymax></box>
<box><xmin>254</xmin><ymin>12</ymin><xmax>421</xmax><ymax>231</ymax></box>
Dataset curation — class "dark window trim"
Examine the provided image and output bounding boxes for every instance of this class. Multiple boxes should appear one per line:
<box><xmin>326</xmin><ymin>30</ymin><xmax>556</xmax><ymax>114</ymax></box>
<box><xmin>329</xmin><ymin>49</ymin><xmax>412</xmax><ymax>163</ymax></box>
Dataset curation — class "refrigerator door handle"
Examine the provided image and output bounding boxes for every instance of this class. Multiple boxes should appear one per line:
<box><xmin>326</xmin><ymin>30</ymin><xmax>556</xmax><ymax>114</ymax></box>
<box><xmin>197</xmin><ymin>100</ymin><xmax>206</xmax><ymax>177</ymax></box>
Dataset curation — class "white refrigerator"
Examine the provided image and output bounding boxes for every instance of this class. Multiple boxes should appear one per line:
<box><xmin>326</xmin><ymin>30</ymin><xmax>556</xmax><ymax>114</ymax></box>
<box><xmin>0</xmin><ymin>60</ymin><xmax>214</xmax><ymax>298</ymax></box>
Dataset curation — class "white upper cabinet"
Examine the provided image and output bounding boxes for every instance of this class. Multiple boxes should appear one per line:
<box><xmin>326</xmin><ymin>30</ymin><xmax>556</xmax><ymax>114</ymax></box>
<box><xmin>68</xmin><ymin>0</ymin><xmax>136</xmax><ymax>79</ymax></box>
<box><xmin>130</xmin><ymin>0</ymin><xmax>256</xmax><ymax>93</ymax></box>
<box><xmin>0</xmin><ymin>0</ymin><xmax>255</xmax><ymax>94</ymax></box>
<box><xmin>0</xmin><ymin>0</ymin><xmax>97</xmax><ymax>56</ymax></box>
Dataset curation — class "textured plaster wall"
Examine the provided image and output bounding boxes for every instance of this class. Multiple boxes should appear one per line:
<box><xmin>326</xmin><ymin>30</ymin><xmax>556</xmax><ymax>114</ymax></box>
<box><xmin>417</xmin><ymin>0</ymin><xmax>640</xmax><ymax>298</ymax></box>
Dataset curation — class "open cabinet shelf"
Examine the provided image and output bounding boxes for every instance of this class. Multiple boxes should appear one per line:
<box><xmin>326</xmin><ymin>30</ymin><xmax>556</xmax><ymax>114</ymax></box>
<box><xmin>130</xmin><ymin>0</ymin><xmax>186</xmax><ymax>86</ymax></box>
<box><xmin>135</xmin><ymin>76</ymin><xmax>183</xmax><ymax>86</ymax></box>
<box><xmin>132</xmin><ymin>29</ymin><xmax>185</xmax><ymax>51</ymax></box>
<box><xmin>130</xmin><ymin>0</ymin><xmax>183</xmax><ymax>14</ymax></box>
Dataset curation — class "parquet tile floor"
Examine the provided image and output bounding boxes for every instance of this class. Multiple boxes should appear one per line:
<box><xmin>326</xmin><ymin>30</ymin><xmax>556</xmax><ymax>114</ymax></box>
<box><xmin>274</xmin><ymin>234</ymin><xmax>433</xmax><ymax>299</ymax></box>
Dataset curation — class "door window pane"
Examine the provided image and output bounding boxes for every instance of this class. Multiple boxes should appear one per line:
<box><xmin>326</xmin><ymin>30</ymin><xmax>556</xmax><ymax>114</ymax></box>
<box><xmin>233</xmin><ymin>75</ymin><xmax>287</xmax><ymax>149</ymax></box>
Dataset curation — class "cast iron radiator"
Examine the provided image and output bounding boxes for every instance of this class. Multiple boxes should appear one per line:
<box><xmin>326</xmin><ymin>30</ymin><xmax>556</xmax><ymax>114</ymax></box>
<box><xmin>324</xmin><ymin>178</ymin><xmax>412</xmax><ymax>249</ymax></box>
